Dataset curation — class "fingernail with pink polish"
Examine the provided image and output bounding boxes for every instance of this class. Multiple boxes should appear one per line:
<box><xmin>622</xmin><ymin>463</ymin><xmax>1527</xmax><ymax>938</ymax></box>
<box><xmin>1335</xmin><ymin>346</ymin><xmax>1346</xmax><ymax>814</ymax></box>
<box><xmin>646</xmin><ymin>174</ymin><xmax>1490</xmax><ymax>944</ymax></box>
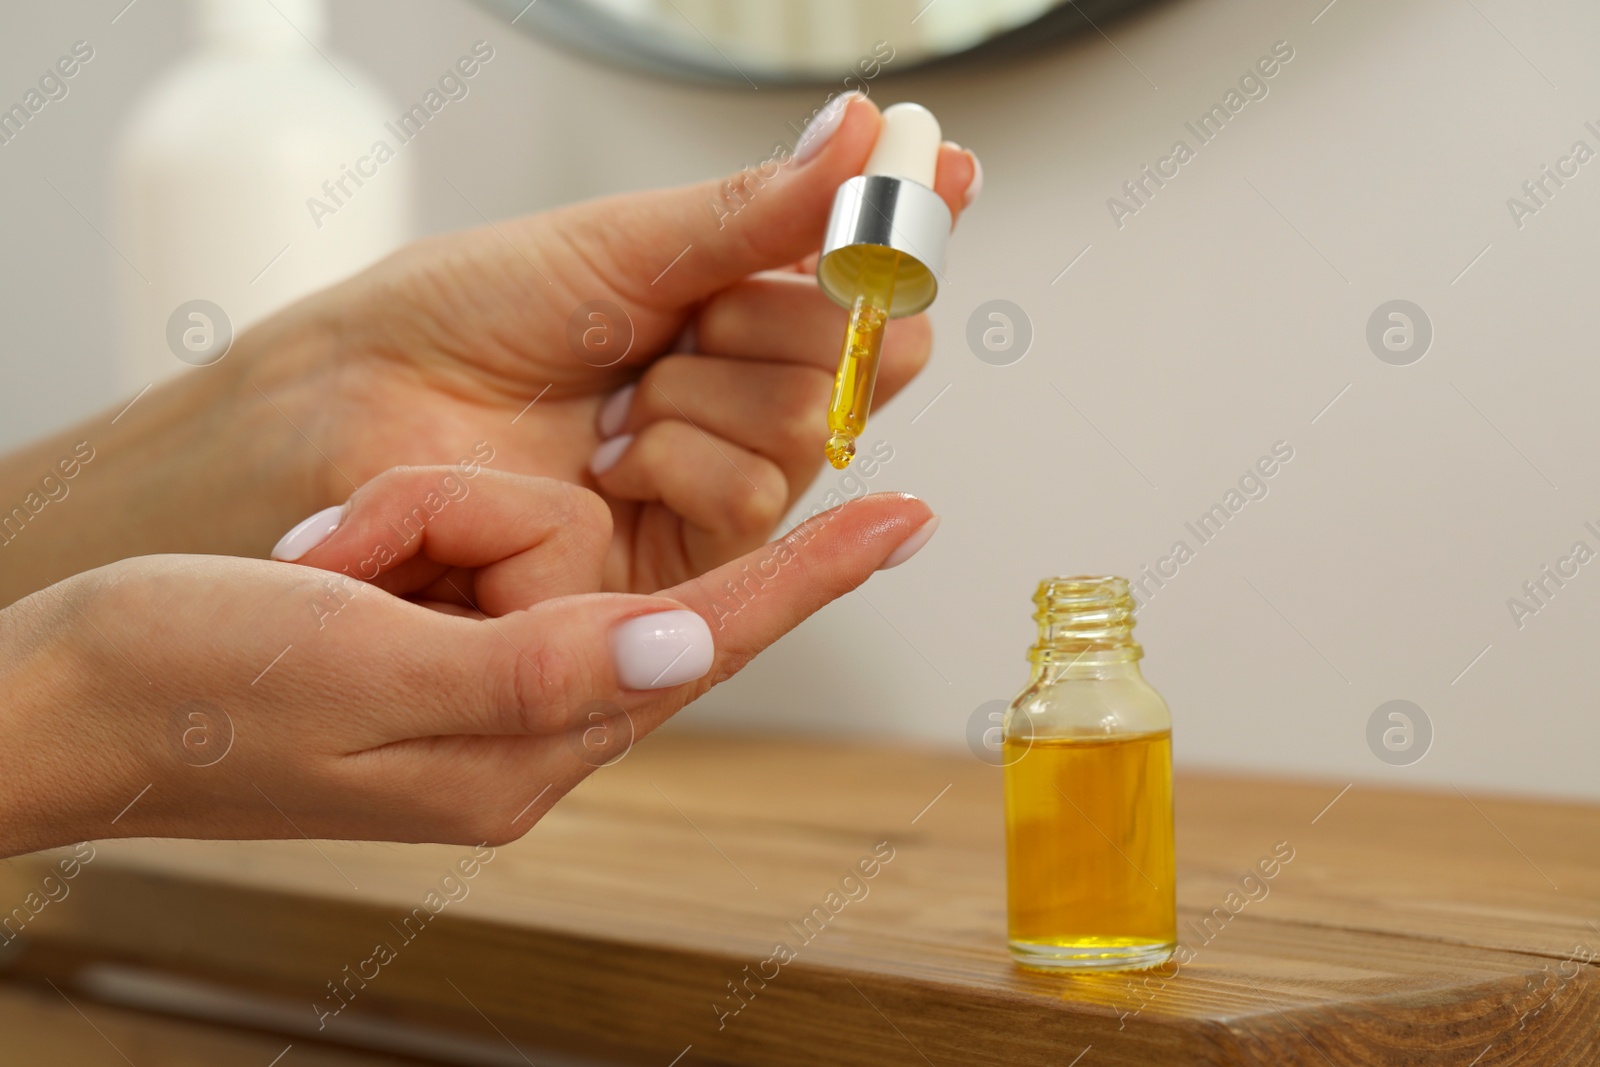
<box><xmin>272</xmin><ymin>504</ymin><xmax>344</xmax><ymax>561</ymax></box>
<box><xmin>878</xmin><ymin>516</ymin><xmax>940</xmax><ymax>570</ymax></box>
<box><xmin>794</xmin><ymin>91</ymin><xmax>858</xmax><ymax>166</ymax></box>
<box><xmin>597</xmin><ymin>384</ymin><xmax>635</xmax><ymax>438</ymax></box>
<box><xmin>590</xmin><ymin>434</ymin><xmax>633</xmax><ymax>476</ymax></box>
<box><xmin>611</xmin><ymin>609</ymin><xmax>714</xmax><ymax>689</ymax></box>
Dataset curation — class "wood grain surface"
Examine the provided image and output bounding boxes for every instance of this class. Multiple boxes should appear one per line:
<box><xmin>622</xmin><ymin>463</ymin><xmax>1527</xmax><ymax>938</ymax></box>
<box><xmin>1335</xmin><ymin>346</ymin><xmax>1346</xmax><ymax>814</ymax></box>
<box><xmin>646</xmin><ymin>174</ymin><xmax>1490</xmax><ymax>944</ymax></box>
<box><xmin>0</xmin><ymin>979</ymin><xmax>433</xmax><ymax>1065</ymax></box>
<box><xmin>2</xmin><ymin>734</ymin><xmax>1596</xmax><ymax>1066</ymax></box>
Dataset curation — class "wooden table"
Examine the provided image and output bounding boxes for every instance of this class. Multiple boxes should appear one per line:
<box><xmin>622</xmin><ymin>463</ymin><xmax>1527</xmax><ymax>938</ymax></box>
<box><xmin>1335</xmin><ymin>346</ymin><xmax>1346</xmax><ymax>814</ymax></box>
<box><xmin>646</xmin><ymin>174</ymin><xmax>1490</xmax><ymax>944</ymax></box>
<box><xmin>2</xmin><ymin>734</ymin><xmax>1597</xmax><ymax>1065</ymax></box>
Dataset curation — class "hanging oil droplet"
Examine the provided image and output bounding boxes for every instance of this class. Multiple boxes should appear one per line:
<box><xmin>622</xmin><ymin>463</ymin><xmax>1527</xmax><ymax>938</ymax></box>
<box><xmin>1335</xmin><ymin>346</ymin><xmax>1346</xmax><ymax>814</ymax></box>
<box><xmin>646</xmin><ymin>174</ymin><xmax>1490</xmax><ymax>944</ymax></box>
<box><xmin>824</xmin><ymin>432</ymin><xmax>855</xmax><ymax>469</ymax></box>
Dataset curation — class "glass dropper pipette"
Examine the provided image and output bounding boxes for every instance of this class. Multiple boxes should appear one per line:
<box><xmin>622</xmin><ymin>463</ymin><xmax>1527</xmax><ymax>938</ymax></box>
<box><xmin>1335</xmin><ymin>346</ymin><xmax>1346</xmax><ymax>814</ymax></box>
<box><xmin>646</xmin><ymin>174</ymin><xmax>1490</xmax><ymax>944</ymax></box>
<box><xmin>815</xmin><ymin>103</ymin><xmax>952</xmax><ymax>469</ymax></box>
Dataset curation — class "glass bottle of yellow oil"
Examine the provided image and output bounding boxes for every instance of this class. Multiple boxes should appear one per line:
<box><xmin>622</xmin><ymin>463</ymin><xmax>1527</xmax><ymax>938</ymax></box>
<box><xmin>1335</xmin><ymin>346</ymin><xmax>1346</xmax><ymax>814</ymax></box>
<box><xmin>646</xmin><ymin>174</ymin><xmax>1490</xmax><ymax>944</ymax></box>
<box><xmin>1003</xmin><ymin>576</ymin><xmax>1175</xmax><ymax>971</ymax></box>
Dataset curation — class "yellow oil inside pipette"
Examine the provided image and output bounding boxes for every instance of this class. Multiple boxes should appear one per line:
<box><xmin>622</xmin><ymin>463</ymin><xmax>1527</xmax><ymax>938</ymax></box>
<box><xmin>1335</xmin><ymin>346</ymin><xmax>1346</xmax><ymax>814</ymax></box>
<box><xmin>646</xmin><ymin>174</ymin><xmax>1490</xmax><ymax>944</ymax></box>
<box><xmin>824</xmin><ymin>245</ymin><xmax>901</xmax><ymax>469</ymax></box>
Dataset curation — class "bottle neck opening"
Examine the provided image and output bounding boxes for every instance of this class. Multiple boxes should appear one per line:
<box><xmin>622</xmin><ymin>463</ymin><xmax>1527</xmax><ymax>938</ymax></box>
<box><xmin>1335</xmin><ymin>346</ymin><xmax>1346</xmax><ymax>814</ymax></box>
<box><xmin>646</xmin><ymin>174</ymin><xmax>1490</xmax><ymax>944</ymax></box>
<box><xmin>1028</xmin><ymin>576</ymin><xmax>1142</xmax><ymax>670</ymax></box>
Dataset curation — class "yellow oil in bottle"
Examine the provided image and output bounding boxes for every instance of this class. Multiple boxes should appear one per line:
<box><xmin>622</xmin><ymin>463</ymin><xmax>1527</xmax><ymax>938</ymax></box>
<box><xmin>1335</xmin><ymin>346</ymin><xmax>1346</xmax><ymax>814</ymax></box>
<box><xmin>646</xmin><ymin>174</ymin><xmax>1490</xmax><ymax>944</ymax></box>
<box><xmin>824</xmin><ymin>245</ymin><xmax>900</xmax><ymax>469</ymax></box>
<box><xmin>1005</xmin><ymin>732</ymin><xmax>1174</xmax><ymax>962</ymax></box>
<box><xmin>1003</xmin><ymin>577</ymin><xmax>1177</xmax><ymax>971</ymax></box>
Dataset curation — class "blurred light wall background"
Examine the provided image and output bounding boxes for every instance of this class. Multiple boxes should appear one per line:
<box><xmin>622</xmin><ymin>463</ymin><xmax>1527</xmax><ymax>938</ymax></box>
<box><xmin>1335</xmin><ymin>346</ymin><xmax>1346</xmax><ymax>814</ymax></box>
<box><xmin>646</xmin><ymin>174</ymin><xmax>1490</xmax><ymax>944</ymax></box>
<box><xmin>3</xmin><ymin>0</ymin><xmax>1597</xmax><ymax>798</ymax></box>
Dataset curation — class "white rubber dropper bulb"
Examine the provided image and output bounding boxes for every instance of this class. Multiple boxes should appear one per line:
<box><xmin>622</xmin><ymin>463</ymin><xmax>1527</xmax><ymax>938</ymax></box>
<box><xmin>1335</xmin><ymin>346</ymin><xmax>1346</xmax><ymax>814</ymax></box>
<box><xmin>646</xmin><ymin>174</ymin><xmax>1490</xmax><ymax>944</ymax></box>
<box><xmin>864</xmin><ymin>103</ymin><xmax>941</xmax><ymax>189</ymax></box>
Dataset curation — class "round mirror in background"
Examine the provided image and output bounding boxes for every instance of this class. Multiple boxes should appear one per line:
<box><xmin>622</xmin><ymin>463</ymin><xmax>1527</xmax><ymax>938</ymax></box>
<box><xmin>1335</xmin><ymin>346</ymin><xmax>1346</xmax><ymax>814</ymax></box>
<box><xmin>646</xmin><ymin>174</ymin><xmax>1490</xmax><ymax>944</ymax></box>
<box><xmin>473</xmin><ymin>0</ymin><xmax>1162</xmax><ymax>86</ymax></box>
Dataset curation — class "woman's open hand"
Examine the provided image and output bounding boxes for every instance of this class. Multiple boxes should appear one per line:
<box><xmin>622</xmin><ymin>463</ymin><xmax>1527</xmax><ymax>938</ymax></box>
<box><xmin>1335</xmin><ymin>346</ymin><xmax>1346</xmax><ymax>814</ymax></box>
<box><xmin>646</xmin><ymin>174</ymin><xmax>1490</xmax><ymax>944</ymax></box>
<box><xmin>0</xmin><ymin>467</ymin><xmax>936</xmax><ymax>858</ymax></box>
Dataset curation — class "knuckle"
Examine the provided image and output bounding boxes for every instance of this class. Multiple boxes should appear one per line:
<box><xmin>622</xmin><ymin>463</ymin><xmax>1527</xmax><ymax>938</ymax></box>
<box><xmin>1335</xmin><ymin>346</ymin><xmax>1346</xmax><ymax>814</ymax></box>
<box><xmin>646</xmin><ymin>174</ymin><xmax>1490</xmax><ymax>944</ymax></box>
<box><xmin>575</xmin><ymin>487</ymin><xmax>614</xmax><ymax>540</ymax></box>
<box><xmin>346</xmin><ymin>469</ymin><xmax>398</xmax><ymax>511</ymax></box>
<box><xmin>500</xmin><ymin>628</ymin><xmax>606</xmax><ymax>738</ymax></box>
<box><xmin>635</xmin><ymin>357</ymin><xmax>687</xmax><ymax>418</ymax></box>
<box><xmin>774</xmin><ymin>370</ymin><xmax>833</xmax><ymax>455</ymax></box>
<box><xmin>636</xmin><ymin>419</ymin><xmax>691</xmax><ymax>468</ymax></box>
<box><xmin>556</xmin><ymin>482</ymin><xmax>614</xmax><ymax>540</ymax></box>
<box><xmin>727</xmin><ymin>467</ymin><xmax>786</xmax><ymax>537</ymax></box>
<box><xmin>354</xmin><ymin>464</ymin><xmax>447</xmax><ymax>511</ymax></box>
<box><xmin>506</xmin><ymin>642</ymin><xmax>569</xmax><ymax>734</ymax></box>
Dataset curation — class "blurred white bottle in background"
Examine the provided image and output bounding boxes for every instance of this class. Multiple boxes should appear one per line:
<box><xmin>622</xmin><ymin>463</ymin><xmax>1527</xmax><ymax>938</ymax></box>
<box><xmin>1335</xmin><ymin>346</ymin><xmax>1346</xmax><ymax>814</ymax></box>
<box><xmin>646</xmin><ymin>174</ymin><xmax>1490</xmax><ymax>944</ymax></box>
<box><xmin>112</xmin><ymin>0</ymin><xmax>412</xmax><ymax>389</ymax></box>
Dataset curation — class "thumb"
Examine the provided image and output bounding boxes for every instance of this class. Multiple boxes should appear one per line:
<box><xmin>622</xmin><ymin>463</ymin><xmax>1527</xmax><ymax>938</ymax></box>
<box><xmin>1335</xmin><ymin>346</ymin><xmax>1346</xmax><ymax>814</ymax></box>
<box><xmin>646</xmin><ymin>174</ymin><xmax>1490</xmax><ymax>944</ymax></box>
<box><xmin>455</xmin><ymin>492</ymin><xmax>936</xmax><ymax>739</ymax></box>
<box><xmin>547</xmin><ymin>93</ymin><xmax>884</xmax><ymax>311</ymax></box>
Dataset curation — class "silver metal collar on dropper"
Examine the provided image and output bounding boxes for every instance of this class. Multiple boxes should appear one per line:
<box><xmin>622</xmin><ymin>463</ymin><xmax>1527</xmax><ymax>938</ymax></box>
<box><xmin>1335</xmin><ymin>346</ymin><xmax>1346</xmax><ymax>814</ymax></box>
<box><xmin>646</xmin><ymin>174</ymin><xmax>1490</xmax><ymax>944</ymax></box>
<box><xmin>816</xmin><ymin>103</ymin><xmax>952</xmax><ymax>318</ymax></box>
